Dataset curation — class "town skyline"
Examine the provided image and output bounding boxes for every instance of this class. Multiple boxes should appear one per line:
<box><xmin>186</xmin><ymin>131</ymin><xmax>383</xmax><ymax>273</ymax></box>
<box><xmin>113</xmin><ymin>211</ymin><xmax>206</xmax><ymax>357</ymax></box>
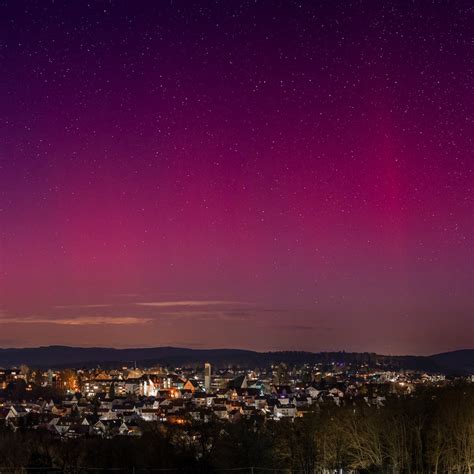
<box><xmin>1</xmin><ymin>352</ymin><xmax>471</xmax><ymax>471</ymax></box>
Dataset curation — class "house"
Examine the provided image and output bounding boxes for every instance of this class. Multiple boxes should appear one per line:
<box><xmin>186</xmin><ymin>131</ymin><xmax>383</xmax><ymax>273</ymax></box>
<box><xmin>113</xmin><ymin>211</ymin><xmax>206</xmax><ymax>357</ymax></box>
<box><xmin>124</xmin><ymin>379</ymin><xmax>141</xmax><ymax>395</ymax></box>
<box><xmin>273</xmin><ymin>385</ymin><xmax>293</xmax><ymax>398</ymax></box>
<box><xmin>51</xmin><ymin>417</ymin><xmax>74</xmax><ymax>436</ymax></box>
<box><xmin>118</xmin><ymin>421</ymin><xmax>130</xmax><ymax>435</ymax></box>
<box><xmin>228</xmin><ymin>375</ymin><xmax>248</xmax><ymax>390</ymax></box>
<box><xmin>137</xmin><ymin>408</ymin><xmax>159</xmax><ymax>422</ymax></box>
<box><xmin>184</xmin><ymin>379</ymin><xmax>200</xmax><ymax>392</ymax></box>
<box><xmin>273</xmin><ymin>402</ymin><xmax>297</xmax><ymax>419</ymax></box>
<box><xmin>64</xmin><ymin>423</ymin><xmax>91</xmax><ymax>438</ymax></box>
<box><xmin>93</xmin><ymin>420</ymin><xmax>107</xmax><ymax>436</ymax></box>
<box><xmin>213</xmin><ymin>406</ymin><xmax>229</xmax><ymax>420</ymax></box>
<box><xmin>192</xmin><ymin>391</ymin><xmax>208</xmax><ymax>407</ymax></box>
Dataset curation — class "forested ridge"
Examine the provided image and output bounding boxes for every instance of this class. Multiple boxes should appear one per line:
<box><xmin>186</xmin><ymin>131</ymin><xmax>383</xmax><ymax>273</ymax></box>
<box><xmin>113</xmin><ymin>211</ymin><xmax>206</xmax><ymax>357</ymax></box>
<box><xmin>0</xmin><ymin>347</ymin><xmax>472</xmax><ymax>374</ymax></box>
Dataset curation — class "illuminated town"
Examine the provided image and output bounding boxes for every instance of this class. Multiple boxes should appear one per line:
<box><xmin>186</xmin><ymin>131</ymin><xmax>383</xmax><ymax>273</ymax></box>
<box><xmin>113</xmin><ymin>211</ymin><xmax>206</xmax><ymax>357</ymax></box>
<box><xmin>0</xmin><ymin>361</ymin><xmax>467</xmax><ymax>438</ymax></box>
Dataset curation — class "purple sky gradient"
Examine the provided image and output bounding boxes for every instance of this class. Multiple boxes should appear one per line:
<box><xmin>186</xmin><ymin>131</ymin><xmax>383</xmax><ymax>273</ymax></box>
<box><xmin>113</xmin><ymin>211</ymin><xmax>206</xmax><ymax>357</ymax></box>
<box><xmin>0</xmin><ymin>1</ymin><xmax>472</xmax><ymax>354</ymax></box>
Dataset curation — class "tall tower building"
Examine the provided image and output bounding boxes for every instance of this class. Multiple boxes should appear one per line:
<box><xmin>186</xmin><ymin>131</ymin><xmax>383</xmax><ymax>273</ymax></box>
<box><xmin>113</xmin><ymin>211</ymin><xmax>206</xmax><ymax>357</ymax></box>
<box><xmin>204</xmin><ymin>362</ymin><xmax>211</xmax><ymax>392</ymax></box>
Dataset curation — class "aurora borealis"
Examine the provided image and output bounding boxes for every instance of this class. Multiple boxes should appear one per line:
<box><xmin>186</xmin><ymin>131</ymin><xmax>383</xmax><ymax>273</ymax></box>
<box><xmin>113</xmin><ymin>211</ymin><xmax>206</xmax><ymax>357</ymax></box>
<box><xmin>0</xmin><ymin>1</ymin><xmax>472</xmax><ymax>354</ymax></box>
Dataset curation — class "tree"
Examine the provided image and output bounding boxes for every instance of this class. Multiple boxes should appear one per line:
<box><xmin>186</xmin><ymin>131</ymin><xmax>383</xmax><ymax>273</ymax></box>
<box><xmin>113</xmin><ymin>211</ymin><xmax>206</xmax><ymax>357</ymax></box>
<box><xmin>342</xmin><ymin>404</ymin><xmax>383</xmax><ymax>470</ymax></box>
<box><xmin>108</xmin><ymin>382</ymin><xmax>116</xmax><ymax>399</ymax></box>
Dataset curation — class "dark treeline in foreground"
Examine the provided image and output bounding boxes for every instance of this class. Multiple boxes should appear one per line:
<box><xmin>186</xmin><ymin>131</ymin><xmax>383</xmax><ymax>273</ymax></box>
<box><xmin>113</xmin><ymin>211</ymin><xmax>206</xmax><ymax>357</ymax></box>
<box><xmin>0</xmin><ymin>385</ymin><xmax>473</xmax><ymax>473</ymax></box>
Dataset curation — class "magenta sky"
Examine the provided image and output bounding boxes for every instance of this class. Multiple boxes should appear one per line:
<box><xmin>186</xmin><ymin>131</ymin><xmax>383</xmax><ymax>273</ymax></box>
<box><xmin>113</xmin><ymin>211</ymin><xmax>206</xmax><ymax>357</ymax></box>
<box><xmin>0</xmin><ymin>1</ymin><xmax>472</xmax><ymax>354</ymax></box>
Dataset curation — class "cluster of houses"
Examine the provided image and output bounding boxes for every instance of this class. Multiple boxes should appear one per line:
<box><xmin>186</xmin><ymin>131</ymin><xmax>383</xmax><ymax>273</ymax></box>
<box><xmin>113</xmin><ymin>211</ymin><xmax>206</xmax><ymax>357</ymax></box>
<box><xmin>0</xmin><ymin>364</ymin><xmax>451</xmax><ymax>439</ymax></box>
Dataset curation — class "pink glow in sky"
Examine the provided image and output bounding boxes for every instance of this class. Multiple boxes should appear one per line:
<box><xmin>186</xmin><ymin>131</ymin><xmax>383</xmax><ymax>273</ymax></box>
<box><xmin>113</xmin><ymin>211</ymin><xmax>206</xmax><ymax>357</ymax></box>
<box><xmin>0</xmin><ymin>1</ymin><xmax>472</xmax><ymax>354</ymax></box>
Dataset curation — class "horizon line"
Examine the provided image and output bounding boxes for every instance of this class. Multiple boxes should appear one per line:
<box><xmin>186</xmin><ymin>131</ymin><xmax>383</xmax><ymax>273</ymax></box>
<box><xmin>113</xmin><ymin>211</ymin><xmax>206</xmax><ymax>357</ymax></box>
<box><xmin>0</xmin><ymin>344</ymin><xmax>472</xmax><ymax>358</ymax></box>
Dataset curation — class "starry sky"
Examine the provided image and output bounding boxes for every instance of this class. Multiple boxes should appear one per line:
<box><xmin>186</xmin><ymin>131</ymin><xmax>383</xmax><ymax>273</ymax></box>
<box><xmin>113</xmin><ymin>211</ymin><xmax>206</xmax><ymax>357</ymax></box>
<box><xmin>0</xmin><ymin>1</ymin><xmax>472</xmax><ymax>354</ymax></box>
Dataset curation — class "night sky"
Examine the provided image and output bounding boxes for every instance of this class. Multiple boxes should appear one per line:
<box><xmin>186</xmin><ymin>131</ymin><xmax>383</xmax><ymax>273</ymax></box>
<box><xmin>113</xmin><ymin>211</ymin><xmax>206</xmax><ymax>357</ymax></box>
<box><xmin>0</xmin><ymin>1</ymin><xmax>472</xmax><ymax>354</ymax></box>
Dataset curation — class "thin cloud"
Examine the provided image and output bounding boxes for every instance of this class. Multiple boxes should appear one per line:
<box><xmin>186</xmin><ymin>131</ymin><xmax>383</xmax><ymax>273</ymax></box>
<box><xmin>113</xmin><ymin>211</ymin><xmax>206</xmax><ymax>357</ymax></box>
<box><xmin>54</xmin><ymin>304</ymin><xmax>113</xmax><ymax>309</ymax></box>
<box><xmin>0</xmin><ymin>316</ymin><xmax>152</xmax><ymax>326</ymax></box>
<box><xmin>135</xmin><ymin>300</ymin><xmax>248</xmax><ymax>307</ymax></box>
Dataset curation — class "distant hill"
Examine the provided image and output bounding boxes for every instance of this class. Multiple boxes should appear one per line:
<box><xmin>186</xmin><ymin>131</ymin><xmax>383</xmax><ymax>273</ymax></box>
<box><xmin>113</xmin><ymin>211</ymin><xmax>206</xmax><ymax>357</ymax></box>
<box><xmin>0</xmin><ymin>346</ymin><xmax>472</xmax><ymax>374</ymax></box>
<box><xmin>429</xmin><ymin>350</ymin><xmax>474</xmax><ymax>375</ymax></box>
